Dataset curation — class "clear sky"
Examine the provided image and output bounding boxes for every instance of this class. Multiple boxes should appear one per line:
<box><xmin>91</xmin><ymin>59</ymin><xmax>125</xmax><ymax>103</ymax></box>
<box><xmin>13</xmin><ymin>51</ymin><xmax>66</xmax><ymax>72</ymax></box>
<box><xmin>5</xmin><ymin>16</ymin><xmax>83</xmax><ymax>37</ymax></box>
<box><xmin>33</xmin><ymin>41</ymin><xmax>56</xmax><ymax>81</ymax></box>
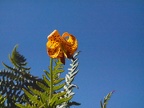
<box><xmin>0</xmin><ymin>1</ymin><xmax>144</xmax><ymax>108</ymax></box>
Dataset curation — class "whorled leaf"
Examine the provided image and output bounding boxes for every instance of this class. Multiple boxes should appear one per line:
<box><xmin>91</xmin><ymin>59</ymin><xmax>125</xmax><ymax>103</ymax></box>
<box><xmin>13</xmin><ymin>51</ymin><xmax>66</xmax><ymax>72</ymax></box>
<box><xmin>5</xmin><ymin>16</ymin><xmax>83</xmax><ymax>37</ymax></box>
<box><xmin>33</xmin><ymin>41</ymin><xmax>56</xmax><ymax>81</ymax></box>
<box><xmin>17</xmin><ymin>59</ymin><xmax>71</xmax><ymax>108</ymax></box>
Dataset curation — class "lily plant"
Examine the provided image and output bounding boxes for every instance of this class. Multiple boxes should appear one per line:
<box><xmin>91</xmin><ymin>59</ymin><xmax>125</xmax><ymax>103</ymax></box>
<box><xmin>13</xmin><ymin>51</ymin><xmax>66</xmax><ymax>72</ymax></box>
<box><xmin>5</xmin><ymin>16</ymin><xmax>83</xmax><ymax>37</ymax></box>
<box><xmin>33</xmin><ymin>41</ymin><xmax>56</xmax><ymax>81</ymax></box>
<box><xmin>0</xmin><ymin>30</ymin><xmax>113</xmax><ymax>108</ymax></box>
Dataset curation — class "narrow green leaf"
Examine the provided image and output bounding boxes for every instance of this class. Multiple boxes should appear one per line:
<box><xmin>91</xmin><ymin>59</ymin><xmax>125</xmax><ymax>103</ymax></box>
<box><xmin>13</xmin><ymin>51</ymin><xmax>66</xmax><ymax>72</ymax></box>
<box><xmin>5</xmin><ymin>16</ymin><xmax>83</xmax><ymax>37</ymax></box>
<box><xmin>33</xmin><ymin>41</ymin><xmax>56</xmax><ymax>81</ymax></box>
<box><xmin>2</xmin><ymin>62</ymin><xmax>15</xmax><ymax>71</ymax></box>
<box><xmin>0</xmin><ymin>95</ymin><xmax>6</xmax><ymax>105</ymax></box>
<box><xmin>53</xmin><ymin>83</ymin><xmax>65</xmax><ymax>91</ymax></box>
<box><xmin>15</xmin><ymin>104</ymin><xmax>27</xmax><ymax>108</ymax></box>
<box><xmin>49</xmin><ymin>96</ymin><xmax>57</xmax><ymax>107</ymax></box>
<box><xmin>54</xmin><ymin>69</ymin><xmax>64</xmax><ymax>74</ymax></box>
<box><xmin>39</xmin><ymin>92</ymin><xmax>49</xmax><ymax>104</ymax></box>
<box><xmin>53</xmin><ymin>78</ymin><xmax>64</xmax><ymax>85</ymax></box>
<box><xmin>23</xmin><ymin>88</ymin><xmax>38</xmax><ymax>104</ymax></box>
<box><xmin>44</xmin><ymin>70</ymin><xmax>50</xmax><ymax>79</ymax></box>
<box><xmin>36</xmin><ymin>81</ymin><xmax>50</xmax><ymax>92</ymax></box>
<box><xmin>53</xmin><ymin>91</ymin><xmax>67</xmax><ymax>98</ymax></box>
<box><xmin>43</xmin><ymin>76</ymin><xmax>50</xmax><ymax>87</ymax></box>
<box><xmin>28</xmin><ymin>86</ymin><xmax>41</xmax><ymax>96</ymax></box>
<box><xmin>49</xmin><ymin>92</ymin><xmax>67</xmax><ymax>106</ymax></box>
<box><xmin>9</xmin><ymin>55</ymin><xmax>19</xmax><ymax>68</ymax></box>
<box><xmin>39</xmin><ymin>103</ymin><xmax>46</xmax><ymax>108</ymax></box>
<box><xmin>55</xmin><ymin>96</ymin><xmax>73</xmax><ymax>106</ymax></box>
<box><xmin>100</xmin><ymin>91</ymin><xmax>114</xmax><ymax>108</ymax></box>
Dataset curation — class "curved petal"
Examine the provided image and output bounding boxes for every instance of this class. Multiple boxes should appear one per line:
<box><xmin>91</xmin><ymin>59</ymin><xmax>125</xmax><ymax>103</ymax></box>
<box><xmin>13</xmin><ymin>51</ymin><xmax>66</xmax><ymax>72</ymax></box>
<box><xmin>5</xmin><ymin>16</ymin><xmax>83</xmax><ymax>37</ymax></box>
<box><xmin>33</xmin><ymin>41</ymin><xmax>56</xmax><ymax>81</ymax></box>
<box><xmin>62</xmin><ymin>32</ymin><xmax>78</xmax><ymax>58</ymax></box>
<box><xmin>46</xmin><ymin>30</ymin><xmax>62</xmax><ymax>58</ymax></box>
<box><xmin>46</xmin><ymin>43</ymin><xmax>61</xmax><ymax>58</ymax></box>
<box><xmin>46</xmin><ymin>30</ymin><xmax>78</xmax><ymax>64</ymax></box>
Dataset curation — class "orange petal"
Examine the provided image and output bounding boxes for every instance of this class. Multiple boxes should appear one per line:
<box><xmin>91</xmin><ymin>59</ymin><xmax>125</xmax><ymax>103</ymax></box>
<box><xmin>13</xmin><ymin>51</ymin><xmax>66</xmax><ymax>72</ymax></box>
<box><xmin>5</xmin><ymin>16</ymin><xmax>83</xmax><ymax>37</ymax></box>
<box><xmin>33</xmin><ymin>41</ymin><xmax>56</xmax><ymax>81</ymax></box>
<box><xmin>46</xmin><ymin>30</ymin><xmax>78</xmax><ymax>64</ymax></box>
<box><xmin>46</xmin><ymin>30</ymin><xmax>62</xmax><ymax>58</ymax></box>
<box><xmin>62</xmin><ymin>32</ymin><xmax>78</xmax><ymax>58</ymax></box>
<box><xmin>47</xmin><ymin>30</ymin><xmax>62</xmax><ymax>43</ymax></box>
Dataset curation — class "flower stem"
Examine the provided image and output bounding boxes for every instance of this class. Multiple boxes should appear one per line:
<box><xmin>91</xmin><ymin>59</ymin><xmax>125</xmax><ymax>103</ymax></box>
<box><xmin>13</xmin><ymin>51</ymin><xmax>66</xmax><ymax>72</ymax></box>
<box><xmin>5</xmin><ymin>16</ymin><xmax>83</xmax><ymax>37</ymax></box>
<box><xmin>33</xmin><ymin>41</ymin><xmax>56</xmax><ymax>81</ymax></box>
<box><xmin>49</xmin><ymin>58</ymin><xmax>53</xmax><ymax>100</ymax></box>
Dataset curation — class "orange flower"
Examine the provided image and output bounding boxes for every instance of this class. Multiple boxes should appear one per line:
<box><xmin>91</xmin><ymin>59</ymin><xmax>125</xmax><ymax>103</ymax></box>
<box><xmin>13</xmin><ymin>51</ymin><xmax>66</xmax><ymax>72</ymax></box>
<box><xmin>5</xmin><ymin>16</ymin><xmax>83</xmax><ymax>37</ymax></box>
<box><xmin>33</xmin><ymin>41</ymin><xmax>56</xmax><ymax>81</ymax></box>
<box><xmin>46</xmin><ymin>30</ymin><xmax>78</xmax><ymax>64</ymax></box>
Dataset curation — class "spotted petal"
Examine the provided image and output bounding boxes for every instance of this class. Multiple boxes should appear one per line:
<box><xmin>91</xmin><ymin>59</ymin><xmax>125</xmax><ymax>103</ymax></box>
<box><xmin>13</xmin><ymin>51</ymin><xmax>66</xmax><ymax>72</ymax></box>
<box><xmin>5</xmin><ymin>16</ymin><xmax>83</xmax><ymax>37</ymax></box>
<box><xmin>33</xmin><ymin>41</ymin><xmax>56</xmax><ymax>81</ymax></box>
<box><xmin>46</xmin><ymin>30</ymin><xmax>62</xmax><ymax>58</ymax></box>
<box><xmin>46</xmin><ymin>30</ymin><xmax>78</xmax><ymax>64</ymax></box>
<box><xmin>62</xmin><ymin>32</ymin><xmax>78</xmax><ymax>58</ymax></box>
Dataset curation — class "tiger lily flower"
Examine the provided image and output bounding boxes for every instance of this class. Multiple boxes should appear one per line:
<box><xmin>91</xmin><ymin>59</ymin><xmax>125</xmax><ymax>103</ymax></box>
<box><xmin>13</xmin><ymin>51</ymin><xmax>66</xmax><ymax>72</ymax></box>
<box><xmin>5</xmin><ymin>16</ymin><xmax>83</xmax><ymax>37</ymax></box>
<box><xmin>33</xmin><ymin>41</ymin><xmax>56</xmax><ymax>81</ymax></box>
<box><xmin>46</xmin><ymin>30</ymin><xmax>78</xmax><ymax>64</ymax></box>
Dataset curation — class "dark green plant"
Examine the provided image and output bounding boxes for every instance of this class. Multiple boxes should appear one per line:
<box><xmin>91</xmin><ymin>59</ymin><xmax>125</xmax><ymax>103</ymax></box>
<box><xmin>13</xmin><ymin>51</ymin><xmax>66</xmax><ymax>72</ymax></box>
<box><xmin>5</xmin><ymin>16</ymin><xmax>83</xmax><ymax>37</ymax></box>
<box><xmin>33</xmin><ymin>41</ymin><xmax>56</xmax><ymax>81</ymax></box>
<box><xmin>0</xmin><ymin>94</ymin><xmax>6</xmax><ymax>108</ymax></box>
<box><xmin>0</xmin><ymin>45</ymin><xmax>45</xmax><ymax>108</ymax></box>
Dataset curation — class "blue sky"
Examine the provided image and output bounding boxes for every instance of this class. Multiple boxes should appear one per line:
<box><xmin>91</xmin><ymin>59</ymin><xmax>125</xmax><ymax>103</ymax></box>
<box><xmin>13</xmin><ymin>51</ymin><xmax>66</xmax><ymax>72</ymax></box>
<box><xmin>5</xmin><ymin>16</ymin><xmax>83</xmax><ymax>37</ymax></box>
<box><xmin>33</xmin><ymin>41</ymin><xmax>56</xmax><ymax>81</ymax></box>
<box><xmin>0</xmin><ymin>1</ymin><xmax>144</xmax><ymax>108</ymax></box>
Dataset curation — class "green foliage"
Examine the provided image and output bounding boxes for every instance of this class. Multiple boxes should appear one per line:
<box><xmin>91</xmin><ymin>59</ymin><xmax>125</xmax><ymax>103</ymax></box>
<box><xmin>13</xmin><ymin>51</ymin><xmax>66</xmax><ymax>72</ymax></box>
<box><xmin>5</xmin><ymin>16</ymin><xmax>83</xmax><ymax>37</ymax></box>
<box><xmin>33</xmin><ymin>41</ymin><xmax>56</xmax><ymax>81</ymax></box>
<box><xmin>0</xmin><ymin>94</ymin><xmax>6</xmax><ymax>108</ymax></box>
<box><xmin>1</xmin><ymin>45</ymin><xmax>114</xmax><ymax>108</ymax></box>
<box><xmin>0</xmin><ymin>45</ymin><xmax>45</xmax><ymax>108</ymax></box>
<box><xmin>0</xmin><ymin>45</ymin><xmax>80</xmax><ymax>108</ymax></box>
<box><xmin>16</xmin><ymin>59</ymin><xmax>74</xmax><ymax>108</ymax></box>
<box><xmin>100</xmin><ymin>91</ymin><xmax>114</xmax><ymax>108</ymax></box>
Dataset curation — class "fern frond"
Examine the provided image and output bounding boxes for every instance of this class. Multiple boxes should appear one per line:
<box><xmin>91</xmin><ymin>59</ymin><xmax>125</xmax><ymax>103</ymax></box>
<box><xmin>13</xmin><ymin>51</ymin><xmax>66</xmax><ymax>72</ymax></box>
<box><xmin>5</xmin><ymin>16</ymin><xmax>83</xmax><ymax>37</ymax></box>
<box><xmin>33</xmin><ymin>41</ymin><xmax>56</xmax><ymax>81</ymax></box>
<box><xmin>8</xmin><ymin>45</ymin><xmax>30</xmax><ymax>70</ymax></box>
<box><xmin>0</xmin><ymin>45</ymin><xmax>45</xmax><ymax>107</ymax></box>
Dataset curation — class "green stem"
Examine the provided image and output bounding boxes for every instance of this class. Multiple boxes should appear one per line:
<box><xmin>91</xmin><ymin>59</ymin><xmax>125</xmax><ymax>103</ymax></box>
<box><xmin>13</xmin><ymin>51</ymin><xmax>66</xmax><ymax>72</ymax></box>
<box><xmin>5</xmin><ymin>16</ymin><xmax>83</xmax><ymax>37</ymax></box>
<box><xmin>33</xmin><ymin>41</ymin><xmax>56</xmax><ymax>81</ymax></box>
<box><xmin>49</xmin><ymin>58</ymin><xmax>53</xmax><ymax>100</ymax></box>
